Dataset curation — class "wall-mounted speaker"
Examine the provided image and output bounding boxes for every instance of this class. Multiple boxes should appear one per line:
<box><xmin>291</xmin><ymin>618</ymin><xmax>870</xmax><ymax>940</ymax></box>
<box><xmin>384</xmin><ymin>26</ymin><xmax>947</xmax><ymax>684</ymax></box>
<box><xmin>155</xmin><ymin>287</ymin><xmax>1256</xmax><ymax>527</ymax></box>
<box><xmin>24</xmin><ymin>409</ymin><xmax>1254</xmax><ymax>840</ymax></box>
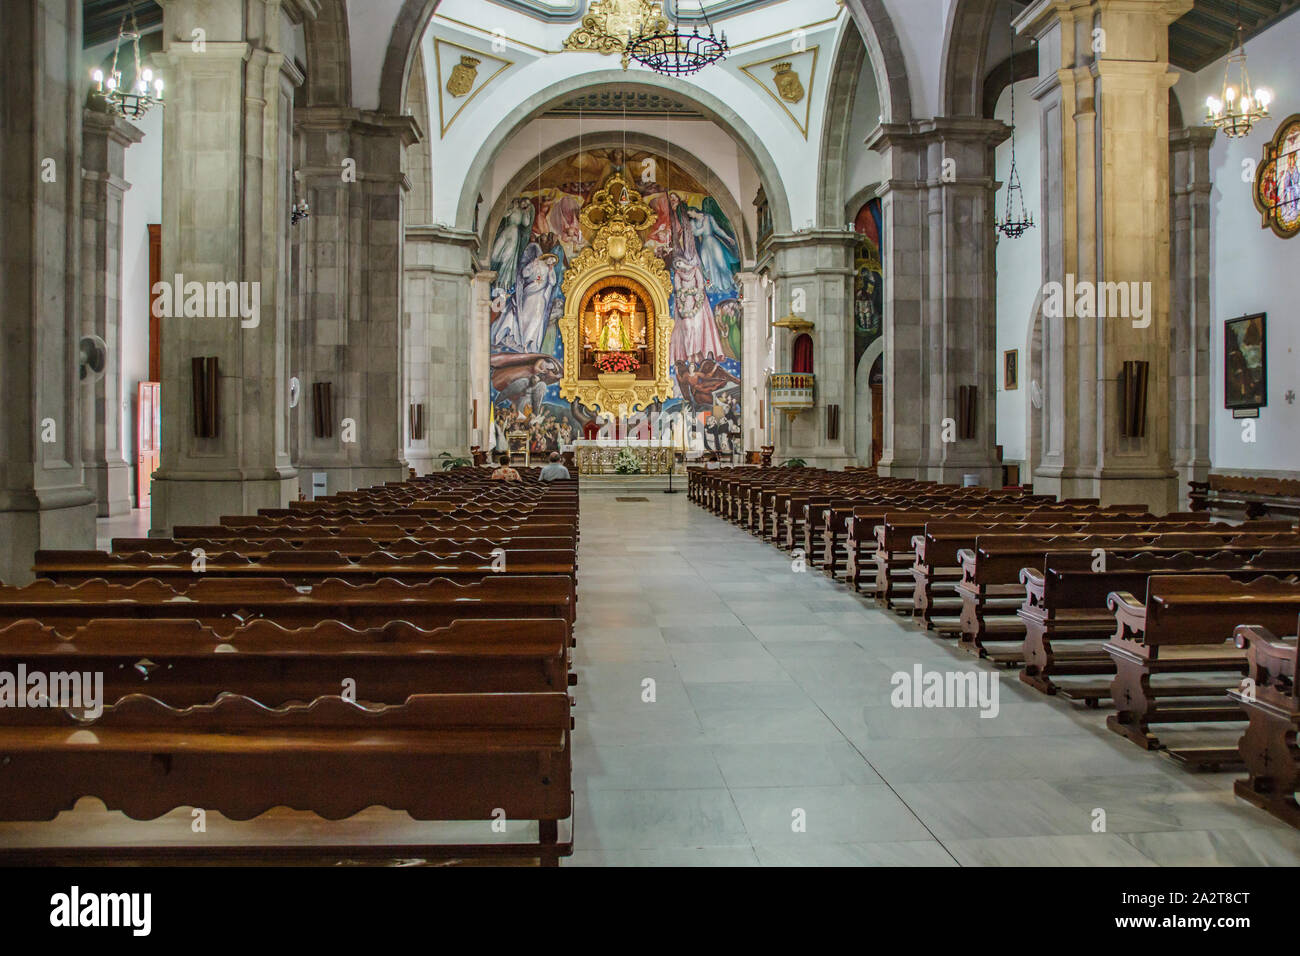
<box><xmin>312</xmin><ymin>382</ymin><xmax>333</xmax><ymax>439</ymax></box>
<box><xmin>409</xmin><ymin>403</ymin><xmax>426</xmax><ymax>441</ymax></box>
<box><xmin>826</xmin><ymin>403</ymin><xmax>840</xmax><ymax>441</ymax></box>
<box><xmin>191</xmin><ymin>356</ymin><xmax>219</xmax><ymax>438</ymax></box>
<box><xmin>956</xmin><ymin>385</ymin><xmax>977</xmax><ymax>440</ymax></box>
<box><xmin>1119</xmin><ymin>360</ymin><xmax>1149</xmax><ymax>438</ymax></box>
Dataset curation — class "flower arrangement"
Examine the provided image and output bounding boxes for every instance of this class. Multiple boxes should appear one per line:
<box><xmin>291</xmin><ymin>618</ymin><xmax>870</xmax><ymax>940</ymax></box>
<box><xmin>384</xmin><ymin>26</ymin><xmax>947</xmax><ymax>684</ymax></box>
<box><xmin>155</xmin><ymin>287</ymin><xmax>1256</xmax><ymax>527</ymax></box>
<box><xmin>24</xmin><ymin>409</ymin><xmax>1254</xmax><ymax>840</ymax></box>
<box><xmin>614</xmin><ymin>448</ymin><xmax>643</xmax><ymax>474</ymax></box>
<box><xmin>595</xmin><ymin>351</ymin><xmax>640</xmax><ymax>375</ymax></box>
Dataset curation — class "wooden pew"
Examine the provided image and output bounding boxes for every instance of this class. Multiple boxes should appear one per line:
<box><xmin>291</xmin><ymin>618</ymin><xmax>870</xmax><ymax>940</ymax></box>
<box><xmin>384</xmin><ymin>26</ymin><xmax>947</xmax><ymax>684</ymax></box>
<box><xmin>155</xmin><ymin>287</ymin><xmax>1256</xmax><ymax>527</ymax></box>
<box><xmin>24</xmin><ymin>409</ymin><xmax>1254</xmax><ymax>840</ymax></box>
<box><xmin>1019</xmin><ymin>548</ymin><xmax>1300</xmax><ymax>701</ymax></box>
<box><xmin>0</xmin><ymin>575</ymin><xmax>576</xmax><ymax>637</ymax></box>
<box><xmin>0</xmin><ymin>692</ymin><xmax>574</xmax><ymax>865</ymax></box>
<box><xmin>1105</xmin><ymin>574</ymin><xmax>1300</xmax><ymax>767</ymax></box>
<box><xmin>0</xmin><ymin>617</ymin><xmax>573</xmax><ymax>704</ymax></box>
<box><xmin>1230</xmin><ymin>619</ymin><xmax>1300</xmax><ymax>828</ymax></box>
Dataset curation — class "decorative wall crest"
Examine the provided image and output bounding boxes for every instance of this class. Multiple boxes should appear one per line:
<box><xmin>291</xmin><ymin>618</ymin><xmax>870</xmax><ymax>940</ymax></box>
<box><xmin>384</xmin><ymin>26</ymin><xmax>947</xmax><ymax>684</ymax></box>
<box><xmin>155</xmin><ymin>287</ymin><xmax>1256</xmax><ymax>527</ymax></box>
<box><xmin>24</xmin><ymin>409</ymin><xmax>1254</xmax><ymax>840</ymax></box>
<box><xmin>740</xmin><ymin>46</ymin><xmax>819</xmax><ymax>138</ymax></box>
<box><xmin>433</xmin><ymin>39</ymin><xmax>512</xmax><ymax>136</ymax></box>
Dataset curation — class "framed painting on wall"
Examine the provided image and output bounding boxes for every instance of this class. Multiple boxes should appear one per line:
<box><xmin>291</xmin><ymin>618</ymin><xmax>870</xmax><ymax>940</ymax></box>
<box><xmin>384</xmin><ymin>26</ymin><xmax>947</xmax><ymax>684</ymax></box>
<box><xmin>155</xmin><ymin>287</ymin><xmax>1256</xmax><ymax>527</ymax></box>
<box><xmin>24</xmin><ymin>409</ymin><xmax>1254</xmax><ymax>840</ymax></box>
<box><xmin>1003</xmin><ymin>349</ymin><xmax>1019</xmax><ymax>391</ymax></box>
<box><xmin>1224</xmin><ymin>313</ymin><xmax>1267</xmax><ymax>410</ymax></box>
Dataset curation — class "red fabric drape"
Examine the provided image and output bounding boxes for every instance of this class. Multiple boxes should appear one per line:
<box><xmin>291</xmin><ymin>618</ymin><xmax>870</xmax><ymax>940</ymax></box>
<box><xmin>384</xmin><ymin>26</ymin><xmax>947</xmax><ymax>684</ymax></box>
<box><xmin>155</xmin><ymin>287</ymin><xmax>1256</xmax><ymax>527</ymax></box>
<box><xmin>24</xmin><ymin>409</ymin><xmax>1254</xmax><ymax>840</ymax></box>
<box><xmin>792</xmin><ymin>334</ymin><xmax>814</xmax><ymax>374</ymax></box>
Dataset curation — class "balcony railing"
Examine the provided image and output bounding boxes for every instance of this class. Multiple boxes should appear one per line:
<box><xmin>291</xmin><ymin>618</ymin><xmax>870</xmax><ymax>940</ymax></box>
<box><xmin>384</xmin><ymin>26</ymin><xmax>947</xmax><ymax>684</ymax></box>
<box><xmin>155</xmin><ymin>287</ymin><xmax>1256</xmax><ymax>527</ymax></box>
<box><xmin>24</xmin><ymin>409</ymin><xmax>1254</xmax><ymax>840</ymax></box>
<box><xmin>769</xmin><ymin>372</ymin><xmax>815</xmax><ymax>418</ymax></box>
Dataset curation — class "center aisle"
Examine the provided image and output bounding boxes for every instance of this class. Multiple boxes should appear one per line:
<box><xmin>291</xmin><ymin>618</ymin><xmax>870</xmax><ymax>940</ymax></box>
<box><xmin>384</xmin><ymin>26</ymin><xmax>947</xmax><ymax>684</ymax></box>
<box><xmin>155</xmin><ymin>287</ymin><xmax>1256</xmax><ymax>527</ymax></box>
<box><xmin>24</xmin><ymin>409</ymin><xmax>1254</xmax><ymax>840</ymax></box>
<box><xmin>564</xmin><ymin>491</ymin><xmax>1300</xmax><ymax>866</ymax></box>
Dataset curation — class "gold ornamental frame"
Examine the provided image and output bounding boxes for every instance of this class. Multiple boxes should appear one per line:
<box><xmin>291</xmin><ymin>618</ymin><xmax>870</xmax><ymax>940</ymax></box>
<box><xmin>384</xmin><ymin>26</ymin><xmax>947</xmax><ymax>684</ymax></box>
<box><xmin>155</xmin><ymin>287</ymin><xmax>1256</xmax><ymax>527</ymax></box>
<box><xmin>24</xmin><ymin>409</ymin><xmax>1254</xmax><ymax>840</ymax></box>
<box><xmin>559</xmin><ymin>173</ymin><xmax>674</xmax><ymax>413</ymax></box>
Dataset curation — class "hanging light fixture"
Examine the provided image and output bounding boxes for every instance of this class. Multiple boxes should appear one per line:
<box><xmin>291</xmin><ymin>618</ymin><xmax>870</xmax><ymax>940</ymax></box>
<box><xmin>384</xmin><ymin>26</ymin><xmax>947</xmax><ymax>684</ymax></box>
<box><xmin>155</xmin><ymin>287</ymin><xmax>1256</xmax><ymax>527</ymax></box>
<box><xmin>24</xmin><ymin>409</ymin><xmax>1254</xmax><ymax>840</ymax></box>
<box><xmin>625</xmin><ymin>1</ymin><xmax>729</xmax><ymax>76</ymax></box>
<box><xmin>91</xmin><ymin>1</ymin><xmax>163</xmax><ymax>120</ymax></box>
<box><xmin>1205</xmin><ymin>20</ymin><xmax>1271</xmax><ymax>138</ymax></box>
<box><xmin>996</xmin><ymin>51</ymin><xmax>1034</xmax><ymax>240</ymax></box>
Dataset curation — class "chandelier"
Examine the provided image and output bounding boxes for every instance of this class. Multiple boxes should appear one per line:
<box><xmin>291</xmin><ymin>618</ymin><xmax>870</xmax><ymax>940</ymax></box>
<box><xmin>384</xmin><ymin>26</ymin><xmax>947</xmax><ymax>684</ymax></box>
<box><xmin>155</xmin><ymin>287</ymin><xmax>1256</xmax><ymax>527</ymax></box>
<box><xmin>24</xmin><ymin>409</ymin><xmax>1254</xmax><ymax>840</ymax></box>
<box><xmin>996</xmin><ymin>55</ymin><xmax>1034</xmax><ymax>240</ymax></box>
<box><xmin>625</xmin><ymin>2</ymin><xmax>729</xmax><ymax>76</ymax></box>
<box><xmin>91</xmin><ymin>1</ymin><xmax>163</xmax><ymax>120</ymax></box>
<box><xmin>1205</xmin><ymin>21</ymin><xmax>1271</xmax><ymax>138</ymax></box>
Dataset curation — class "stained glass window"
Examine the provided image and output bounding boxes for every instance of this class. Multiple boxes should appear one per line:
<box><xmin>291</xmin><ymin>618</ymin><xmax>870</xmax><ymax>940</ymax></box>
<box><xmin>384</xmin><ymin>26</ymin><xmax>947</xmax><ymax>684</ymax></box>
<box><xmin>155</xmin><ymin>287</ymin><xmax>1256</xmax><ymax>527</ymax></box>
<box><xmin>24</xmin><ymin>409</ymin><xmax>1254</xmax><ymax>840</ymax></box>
<box><xmin>1255</xmin><ymin>114</ymin><xmax>1300</xmax><ymax>239</ymax></box>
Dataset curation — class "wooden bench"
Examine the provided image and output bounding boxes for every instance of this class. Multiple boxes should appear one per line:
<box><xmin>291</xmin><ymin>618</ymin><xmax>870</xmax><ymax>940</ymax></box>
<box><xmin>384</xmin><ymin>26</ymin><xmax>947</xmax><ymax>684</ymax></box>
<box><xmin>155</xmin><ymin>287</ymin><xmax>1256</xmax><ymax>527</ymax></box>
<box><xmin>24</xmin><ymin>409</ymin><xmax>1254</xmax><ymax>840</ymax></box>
<box><xmin>1190</xmin><ymin>474</ymin><xmax>1300</xmax><ymax>522</ymax></box>
<box><xmin>0</xmin><ymin>616</ymin><xmax>573</xmax><ymax>704</ymax></box>
<box><xmin>1230</xmin><ymin>619</ymin><xmax>1300</xmax><ymax>828</ymax></box>
<box><xmin>1105</xmin><ymin>574</ymin><xmax>1300</xmax><ymax>767</ymax></box>
<box><xmin>1019</xmin><ymin>548</ymin><xmax>1300</xmax><ymax>701</ymax></box>
<box><xmin>0</xmin><ymin>691</ymin><xmax>574</xmax><ymax>865</ymax></box>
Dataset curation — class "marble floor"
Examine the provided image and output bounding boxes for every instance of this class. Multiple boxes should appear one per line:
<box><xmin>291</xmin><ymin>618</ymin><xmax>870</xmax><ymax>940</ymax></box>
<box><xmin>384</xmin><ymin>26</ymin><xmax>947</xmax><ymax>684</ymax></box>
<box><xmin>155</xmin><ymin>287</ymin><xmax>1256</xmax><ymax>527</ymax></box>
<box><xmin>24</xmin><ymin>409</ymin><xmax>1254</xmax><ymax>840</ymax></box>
<box><xmin>562</xmin><ymin>491</ymin><xmax>1300</xmax><ymax>866</ymax></box>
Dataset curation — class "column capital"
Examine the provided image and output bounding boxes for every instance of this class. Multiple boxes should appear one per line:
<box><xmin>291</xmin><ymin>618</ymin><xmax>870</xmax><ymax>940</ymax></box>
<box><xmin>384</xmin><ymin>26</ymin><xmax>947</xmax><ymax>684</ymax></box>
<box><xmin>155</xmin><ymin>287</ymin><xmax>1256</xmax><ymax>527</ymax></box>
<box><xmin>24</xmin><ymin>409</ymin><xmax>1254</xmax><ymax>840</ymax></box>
<box><xmin>295</xmin><ymin>106</ymin><xmax>424</xmax><ymax>147</ymax></box>
<box><xmin>82</xmin><ymin>108</ymin><xmax>146</xmax><ymax>151</ymax></box>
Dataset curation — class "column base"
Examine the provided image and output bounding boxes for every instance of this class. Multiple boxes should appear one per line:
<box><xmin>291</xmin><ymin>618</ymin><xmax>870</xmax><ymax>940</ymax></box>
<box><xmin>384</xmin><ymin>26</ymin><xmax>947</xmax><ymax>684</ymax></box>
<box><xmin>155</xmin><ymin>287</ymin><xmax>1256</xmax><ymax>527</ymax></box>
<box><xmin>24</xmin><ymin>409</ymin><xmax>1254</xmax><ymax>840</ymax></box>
<box><xmin>0</xmin><ymin>488</ymin><xmax>97</xmax><ymax>584</ymax></box>
<box><xmin>149</xmin><ymin>474</ymin><xmax>298</xmax><ymax>537</ymax></box>
<box><xmin>294</xmin><ymin>464</ymin><xmax>410</xmax><ymax>500</ymax></box>
<box><xmin>86</xmin><ymin>460</ymin><xmax>133</xmax><ymax>517</ymax></box>
<box><xmin>1032</xmin><ymin>469</ymin><xmax>1178</xmax><ymax>515</ymax></box>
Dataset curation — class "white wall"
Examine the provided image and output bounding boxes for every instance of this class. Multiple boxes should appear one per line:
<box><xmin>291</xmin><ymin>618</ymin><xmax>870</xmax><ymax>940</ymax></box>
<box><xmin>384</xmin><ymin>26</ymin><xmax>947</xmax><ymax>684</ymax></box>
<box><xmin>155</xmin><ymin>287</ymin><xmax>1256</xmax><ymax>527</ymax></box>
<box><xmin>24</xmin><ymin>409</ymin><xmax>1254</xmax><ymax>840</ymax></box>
<box><xmin>993</xmin><ymin>78</ymin><xmax>1041</xmax><ymax>466</ymax></box>
<box><xmin>1183</xmin><ymin>13</ymin><xmax>1300</xmax><ymax>474</ymax></box>
<box><xmin>120</xmin><ymin>106</ymin><xmax>163</xmax><ymax>503</ymax></box>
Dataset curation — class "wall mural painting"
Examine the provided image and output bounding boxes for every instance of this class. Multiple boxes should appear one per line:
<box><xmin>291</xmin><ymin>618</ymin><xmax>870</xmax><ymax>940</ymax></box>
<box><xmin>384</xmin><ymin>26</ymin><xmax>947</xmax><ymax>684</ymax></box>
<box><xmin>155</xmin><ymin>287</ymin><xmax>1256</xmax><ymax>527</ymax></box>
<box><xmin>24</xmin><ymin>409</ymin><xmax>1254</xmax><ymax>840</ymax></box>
<box><xmin>853</xmin><ymin>198</ymin><xmax>884</xmax><ymax>371</ymax></box>
<box><xmin>488</xmin><ymin>148</ymin><xmax>744</xmax><ymax>456</ymax></box>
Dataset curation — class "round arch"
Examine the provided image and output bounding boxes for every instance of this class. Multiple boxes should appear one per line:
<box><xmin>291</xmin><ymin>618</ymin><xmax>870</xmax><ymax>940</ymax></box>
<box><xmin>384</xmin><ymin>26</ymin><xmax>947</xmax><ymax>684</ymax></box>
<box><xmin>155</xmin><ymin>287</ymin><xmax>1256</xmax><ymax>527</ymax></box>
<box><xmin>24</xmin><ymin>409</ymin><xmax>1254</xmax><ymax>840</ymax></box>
<box><xmin>940</xmin><ymin>0</ymin><xmax>1002</xmax><ymax>118</ymax></box>
<box><xmin>452</xmin><ymin>71</ymin><xmax>793</xmax><ymax>236</ymax></box>
<box><xmin>480</xmin><ymin>130</ymin><xmax>756</xmax><ymax>263</ymax></box>
<box><xmin>302</xmin><ymin>0</ymin><xmax>352</xmax><ymax>108</ymax></box>
<box><xmin>817</xmin><ymin>22</ymin><xmax>869</xmax><ymax>228</ymax></box>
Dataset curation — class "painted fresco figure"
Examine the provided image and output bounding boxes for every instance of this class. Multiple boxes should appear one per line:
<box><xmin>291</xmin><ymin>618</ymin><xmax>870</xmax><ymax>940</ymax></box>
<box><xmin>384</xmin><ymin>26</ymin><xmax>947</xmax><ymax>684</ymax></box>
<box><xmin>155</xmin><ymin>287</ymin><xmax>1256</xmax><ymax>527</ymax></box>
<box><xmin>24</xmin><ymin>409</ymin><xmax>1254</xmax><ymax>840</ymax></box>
<box><xmin>671</xmin><ymin>255</ymin><xmax>726</xmax><ymax>364</ymax></box>
<box><xmin>687</xmin><ymin>201</ymin><xmax>740</xmax><ymax>296</ymax></box>
<box><xmin>492</xmin><ymin>243</ymin><xmax>558</xmax><ymax>354</ymax></box>
<box><xmin>489</xmin><ymin>198</ymin><xmax>535</xmax><ymax>299</ymax></box>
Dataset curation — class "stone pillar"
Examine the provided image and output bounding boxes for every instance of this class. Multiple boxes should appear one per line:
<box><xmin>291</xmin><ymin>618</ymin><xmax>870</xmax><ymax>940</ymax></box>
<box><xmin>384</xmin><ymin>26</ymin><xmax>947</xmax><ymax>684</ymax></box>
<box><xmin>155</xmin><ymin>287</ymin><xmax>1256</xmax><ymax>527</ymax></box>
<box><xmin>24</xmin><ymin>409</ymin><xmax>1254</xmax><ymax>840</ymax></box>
<box><xmin>469</xmin><ymin>269</ymin><xmax>495</xmax><ymax>454</ymax></box>
<box><xmin>737</xmin><ymin>271</ymin><xmax>765</xmax><ymax>455</ymax></box>
<box><xmin>868</xmin><ymin>118</ymin><xmax>1007</xmax><ymax>485</ymax></box>
<box><xmin>1017</xmin><ymin>0</ymin><xmax>1189</xmax><ymax>513</ymax></box>
<box><xmin>291</xmin><ymin>107</ymin><xmax>419</xmax><ymax>495</ymax></box>
<box><xmin>148</xmin><ymin>0</ymin><xmax>315</xmax><ymax>535</ymax></box>
<box><xmin>1169</xmin><ymin>126</ymin><xmax>1215</xmax><ymax>508</ymax></box>
<box><xmin>0</xmin><ymin>0</ymin><xmax>98</xmax><ymax>583</ymax></box>
<box><xmin>81</xmin><ymin>109</ymin><xmax>144</xmax><ymax>517</ymax></box>
<box><xmin>403</xmin><ymin>226</ymin><xmax>477</xmax><ymax>471</ymax></box>
<box><xmin>767</xmin><ymin>230</ymin><xmax>857</xmax><ymax>468</ymax></box>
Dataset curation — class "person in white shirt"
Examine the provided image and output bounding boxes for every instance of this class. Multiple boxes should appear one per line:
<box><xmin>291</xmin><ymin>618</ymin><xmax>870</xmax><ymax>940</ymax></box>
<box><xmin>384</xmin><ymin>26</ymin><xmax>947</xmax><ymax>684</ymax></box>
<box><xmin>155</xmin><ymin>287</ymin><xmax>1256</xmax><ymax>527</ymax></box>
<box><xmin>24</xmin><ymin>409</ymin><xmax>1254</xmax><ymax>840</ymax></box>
<box><xmin>538</xmin><ymin>452</ymin><xmax>570</xmax><ymax>481</ymax></box>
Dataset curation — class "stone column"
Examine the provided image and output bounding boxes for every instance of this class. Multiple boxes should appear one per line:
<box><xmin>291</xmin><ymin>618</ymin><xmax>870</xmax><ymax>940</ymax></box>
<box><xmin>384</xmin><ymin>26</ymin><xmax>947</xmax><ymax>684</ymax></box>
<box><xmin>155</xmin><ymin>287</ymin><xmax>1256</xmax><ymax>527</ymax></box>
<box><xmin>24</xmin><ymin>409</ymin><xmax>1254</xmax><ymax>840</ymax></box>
<box><xmin>1017</xmin><ymin>0</ymin><xmax>1189</xmax><ymax>512</ymax></box>
<box><xmin>81</xmin><ymin>109</ymin><xmax>144</xmax><ymax>517</ymax></box>
<box><xmin>737</xmin><ymin>270</ymin><xmax>765</xmax><ymax>455</ymax></box>
<box><xmin>1169</xmin><ymin>126</ymin><xmax>1214</xmax><ymax>508</ymax></box>
<box><xmin>868</xmin><ymin>118</ymin><xmax>1007</xmax><ymax>485</ymax></box>
<box><xmin>469</xmin><ymin>269</ymin><xmax>495</xmax><ymax>454</ymax></box>
<box><xmin>766</xmin><ymin>230</ymin><xmax>857</xmax><ymax>468</ymax></box>
<box><xmin>149</xmin><ymin>0</ymin><xmax>315</xmax><ymax>535</ymax></box>
<box><xmin>291</xmin><ymin>107</ymin><xmax>418</xmax><ymax>495</ymax></box>
<box><xmin>0</xmin><ymin>0</ymin><xmax>98</xmax><ymax>583</ymax></box>
<box><xmin>403</xmin><ymin>226</ymin><xmax>478</xmax><ymax>470</ymax></box>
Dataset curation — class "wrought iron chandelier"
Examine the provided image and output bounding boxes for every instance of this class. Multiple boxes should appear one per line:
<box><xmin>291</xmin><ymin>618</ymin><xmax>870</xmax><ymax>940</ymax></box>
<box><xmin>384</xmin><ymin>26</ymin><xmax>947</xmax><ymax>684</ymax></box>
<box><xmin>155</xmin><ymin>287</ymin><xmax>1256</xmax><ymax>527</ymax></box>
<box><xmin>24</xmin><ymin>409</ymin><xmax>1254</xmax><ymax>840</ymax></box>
<box><xmin>996</xmin><ymin>65</ymin><xmax>1034</xmax><ymax>240</ymax></box>
<box><xmin>625</xmin><ymin>2</ymin><xmax>729</xmax><ymax>76</ymax></box>
<box><xmin>1205</xmin><ymin>21</ymin><xmax>1271</xmax><ymax>138</ymax></box>
<box><xmin>91</xmin><ymin>1</ymin><xmax>163</xmax><ymax>120</ymax></box>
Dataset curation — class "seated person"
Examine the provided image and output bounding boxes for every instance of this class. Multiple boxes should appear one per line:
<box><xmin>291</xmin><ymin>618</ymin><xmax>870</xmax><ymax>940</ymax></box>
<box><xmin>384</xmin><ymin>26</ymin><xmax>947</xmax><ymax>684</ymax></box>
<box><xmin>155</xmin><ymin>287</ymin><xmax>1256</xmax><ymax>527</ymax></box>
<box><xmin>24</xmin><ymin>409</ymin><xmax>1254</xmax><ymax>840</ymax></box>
<box><xmin>490</xmin><ymin>454</ymin><xmax>521</xmax><ymax>482</ymax></box>
<box><xmin>538</xmin><ymin>451</ymin><xmax>571</xmax><ymax>482</ymax></box>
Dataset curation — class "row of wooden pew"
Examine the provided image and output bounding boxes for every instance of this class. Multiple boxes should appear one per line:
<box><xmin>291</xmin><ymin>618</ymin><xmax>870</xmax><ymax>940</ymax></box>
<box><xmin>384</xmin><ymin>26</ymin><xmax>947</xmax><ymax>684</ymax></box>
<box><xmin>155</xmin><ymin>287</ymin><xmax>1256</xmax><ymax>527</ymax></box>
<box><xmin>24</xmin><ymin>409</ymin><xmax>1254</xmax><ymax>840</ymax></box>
<box><xmin>0</xmin><ymin>473</ymin><xmax>580</xmax><ymax>865</ymax></box>
<box><xmin>689</xmin><ymin>465</ymin><xmax>1300</xmax><ymax>829</ymax></box>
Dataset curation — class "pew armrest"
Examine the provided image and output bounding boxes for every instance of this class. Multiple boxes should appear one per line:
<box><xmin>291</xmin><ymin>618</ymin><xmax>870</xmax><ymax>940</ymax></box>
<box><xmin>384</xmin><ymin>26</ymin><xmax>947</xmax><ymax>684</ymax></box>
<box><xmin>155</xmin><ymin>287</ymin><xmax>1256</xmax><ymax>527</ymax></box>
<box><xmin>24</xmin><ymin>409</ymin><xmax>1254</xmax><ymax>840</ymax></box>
<box><xmin>1107</xmin><ymin>590</ymin><xmax>1146</xmax><ymax>642</ymax></box>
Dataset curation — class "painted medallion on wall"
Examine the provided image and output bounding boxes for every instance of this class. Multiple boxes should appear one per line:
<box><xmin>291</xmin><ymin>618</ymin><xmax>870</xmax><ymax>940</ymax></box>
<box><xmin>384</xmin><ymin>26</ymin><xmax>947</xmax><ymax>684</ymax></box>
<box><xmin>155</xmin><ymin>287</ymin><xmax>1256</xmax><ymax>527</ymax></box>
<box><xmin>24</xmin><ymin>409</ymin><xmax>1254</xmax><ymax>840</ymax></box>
<box><xmin>1255</xmin><ymin>114</ymin><xmax>1300</xmax><ymax>238</ymax></box>
<box><xmin>1224</xmin><ymin>313</ymin><xmax>1267</xmax><ymax>410</ymax></box>
<box><xmin>487</xmin><ymin>148</ymin><xmax>744</xmax><ymax>456</ymax></box>
<box><xmin>853</xmin><ymin>198</ymin><xmax>884</xmax><ymax>371</ymax></box>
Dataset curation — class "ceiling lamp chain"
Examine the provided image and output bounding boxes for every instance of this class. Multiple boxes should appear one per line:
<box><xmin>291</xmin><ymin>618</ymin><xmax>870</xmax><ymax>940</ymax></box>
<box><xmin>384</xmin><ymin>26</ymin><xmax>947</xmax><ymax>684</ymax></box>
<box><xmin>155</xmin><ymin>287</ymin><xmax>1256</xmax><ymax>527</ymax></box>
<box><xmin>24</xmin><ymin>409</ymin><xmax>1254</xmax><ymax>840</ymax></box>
<box><xmin>91</xmin><ymin>0</ymin><xmax>164</xmax><ymax>120</ymax></box>
<box><xmin>996</xmin><ymin>51</ymin><xmax>1034</xmax><ymax>241</ymax></box>
<box><xmin>1205</xmin><ymin>19</ymin><xmax>1272</xmax><ymax>138</ymax></box>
